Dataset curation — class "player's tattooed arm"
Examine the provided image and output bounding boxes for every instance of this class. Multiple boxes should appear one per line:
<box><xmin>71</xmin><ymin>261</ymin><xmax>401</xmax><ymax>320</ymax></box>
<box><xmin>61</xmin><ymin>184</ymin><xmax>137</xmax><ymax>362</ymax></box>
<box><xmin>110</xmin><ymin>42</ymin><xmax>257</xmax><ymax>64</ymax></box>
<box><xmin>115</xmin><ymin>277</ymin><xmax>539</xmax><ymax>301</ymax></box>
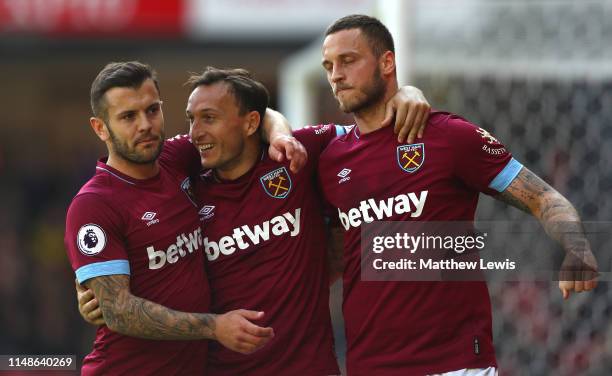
<box><xmin>494</xmin><ymin>167</ymin><xmax>598</xmax><ymax>298</ymax></box>
<box><xmin>262</xmin><ymin>108</ymin><xmax>307</xmax><ymax>173</ymax></box>
<box><xmin>83</xmin><ymin>275</ymin><xmax>274</xmax><ymax>353</ymax></box>
<box><xmin>327</xmin><ymin>226</ymin><xmax>345</xmax><ymax>285</ymax></box>
<box><xmin>85</xmin><ymin>275</ymin><xmax>216</xmax><ymax>339</ymax></box>
<box><xmin>495</xmin><ymin>167</ymin><xmax>585</xmax><ymax>245</ymax></box>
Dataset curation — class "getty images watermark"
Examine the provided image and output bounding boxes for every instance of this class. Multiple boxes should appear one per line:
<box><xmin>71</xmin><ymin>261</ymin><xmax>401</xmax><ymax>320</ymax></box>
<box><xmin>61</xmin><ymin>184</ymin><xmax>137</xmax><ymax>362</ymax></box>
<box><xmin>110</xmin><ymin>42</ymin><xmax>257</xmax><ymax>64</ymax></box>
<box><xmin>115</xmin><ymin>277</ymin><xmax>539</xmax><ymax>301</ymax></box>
<box><xmin>360</xmin><ymin>221</ymin><xmax>605</xmax><ymax>282</ymax></box>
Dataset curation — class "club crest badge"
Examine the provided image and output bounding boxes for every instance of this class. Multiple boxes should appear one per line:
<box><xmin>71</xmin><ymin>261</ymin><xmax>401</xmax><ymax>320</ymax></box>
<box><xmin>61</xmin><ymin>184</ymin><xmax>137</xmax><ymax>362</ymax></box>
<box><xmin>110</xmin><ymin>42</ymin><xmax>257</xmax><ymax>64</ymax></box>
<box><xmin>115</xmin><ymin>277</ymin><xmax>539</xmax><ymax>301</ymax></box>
<box><xmin>77</xmin><ymin>224</ymin><xmax>107</xmax><ymax>256</ymax></box>
<box><xmin>260</xmin><ymin>167</ymin><xmax>292</xmax><ymax>199</ymax></box>
<box><xmin>181</xmin><ymin>177</ymin><xmax>198</xmax><ymax>207</ymax></box>
<box><xmin>397</xmin><ymin>143</ymin><xmax>425</xmax><ymax>173</ymax></box>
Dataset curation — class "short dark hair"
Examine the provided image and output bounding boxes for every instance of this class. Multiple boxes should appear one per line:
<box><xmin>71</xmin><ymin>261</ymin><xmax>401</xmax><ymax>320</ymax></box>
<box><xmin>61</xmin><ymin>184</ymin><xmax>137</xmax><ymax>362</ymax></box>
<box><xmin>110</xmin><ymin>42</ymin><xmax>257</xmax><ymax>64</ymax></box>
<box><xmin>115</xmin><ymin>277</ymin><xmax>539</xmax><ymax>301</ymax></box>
<box><xmin>90</xmin><ymin>61</ymin><xmax>160</xmax><ymax>121</ymax></box>
<box><xmin>185</xmin><ymin>67</ymin><xmax>269</xmax><ymax>123</ymax></box>
<box><xmin>325</xmin><ymin>14</ymin><xmax>395</xmax><ymax>57</ymax></box>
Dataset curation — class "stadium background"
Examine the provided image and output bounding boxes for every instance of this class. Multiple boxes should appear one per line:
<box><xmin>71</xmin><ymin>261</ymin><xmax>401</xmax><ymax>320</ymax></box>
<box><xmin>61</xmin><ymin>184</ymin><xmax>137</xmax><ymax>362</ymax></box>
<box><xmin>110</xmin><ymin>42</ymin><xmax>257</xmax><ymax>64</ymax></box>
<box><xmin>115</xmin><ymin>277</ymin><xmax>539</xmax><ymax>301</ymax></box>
<box><xmin>0</xmin><ymin>0</ymin><xmax>610</xmax><ymax>374</ymax></box>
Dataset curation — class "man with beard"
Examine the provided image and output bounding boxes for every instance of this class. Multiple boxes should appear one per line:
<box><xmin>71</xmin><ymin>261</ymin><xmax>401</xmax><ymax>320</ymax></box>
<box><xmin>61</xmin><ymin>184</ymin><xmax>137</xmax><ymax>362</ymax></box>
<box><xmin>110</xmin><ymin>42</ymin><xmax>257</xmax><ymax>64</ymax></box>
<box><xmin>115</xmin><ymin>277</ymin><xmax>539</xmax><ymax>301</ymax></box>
<box><xmin>317</xmin><ymin>15</ymin><xmax>598</xmax><ymax>375</ymax></box>
<box><xmin>65</xmin><ymin>61</ymin><xmax>308</xmax><ymax>375</ymax></box>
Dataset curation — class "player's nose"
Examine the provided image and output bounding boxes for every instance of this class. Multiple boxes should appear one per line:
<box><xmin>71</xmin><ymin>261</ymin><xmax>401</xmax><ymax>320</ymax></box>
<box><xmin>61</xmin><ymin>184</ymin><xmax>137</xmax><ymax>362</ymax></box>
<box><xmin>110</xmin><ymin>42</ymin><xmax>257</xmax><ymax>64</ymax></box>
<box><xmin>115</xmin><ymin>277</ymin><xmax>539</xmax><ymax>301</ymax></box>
<box><xmin>330</xmin><ymin>65</ymin><xmax>345</xmax><ymax>83</ymax></box>
<box><xmin>137</xmin><ymin>112</ymin><xmax>154</xmax><ymax>132</ymax></box>
<box><xmin>189</xmin><ymin>120</ymin><xmax>207</xmax><ymax>142</ymax></box>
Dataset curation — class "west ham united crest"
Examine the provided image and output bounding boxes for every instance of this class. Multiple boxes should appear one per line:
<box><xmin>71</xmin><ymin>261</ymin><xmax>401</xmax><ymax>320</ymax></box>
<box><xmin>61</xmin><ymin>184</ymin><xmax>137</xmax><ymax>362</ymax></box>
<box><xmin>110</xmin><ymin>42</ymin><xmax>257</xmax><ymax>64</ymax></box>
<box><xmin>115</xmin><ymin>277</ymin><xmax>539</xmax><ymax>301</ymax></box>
<box><xmin>260</xmin><ymin>167</ymin><xmax>292</xmax><ymax>199</ymax></box>
<box><xmin>397</xmin><ymin>143</ymin><xmax>425</xmax><ymax>173</ymax></box>
<box><xmin>181</xmin><ymin>177</ymin><xmax>198</xmax><ymax>207</ymax></box>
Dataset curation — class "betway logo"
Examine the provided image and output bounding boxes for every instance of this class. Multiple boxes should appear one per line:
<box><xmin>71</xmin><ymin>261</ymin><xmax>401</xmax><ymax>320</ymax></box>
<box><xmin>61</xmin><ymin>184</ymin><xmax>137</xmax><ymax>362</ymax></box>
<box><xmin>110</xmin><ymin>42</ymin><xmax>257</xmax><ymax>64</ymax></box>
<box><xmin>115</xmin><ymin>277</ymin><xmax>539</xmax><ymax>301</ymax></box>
<box><xmin>147</xmin><ymin>227</ymin><xmax>202</xmax><ymax>270</ymax></box>
<box><xmin>338</xmin><ymin>191</ymin><xmax>428</xmax><ymax>230</ymax></box>
<box><xmin>205</xmin><ymin>208</ymin><xmax>301</xmax><ymax>261</ymax></box>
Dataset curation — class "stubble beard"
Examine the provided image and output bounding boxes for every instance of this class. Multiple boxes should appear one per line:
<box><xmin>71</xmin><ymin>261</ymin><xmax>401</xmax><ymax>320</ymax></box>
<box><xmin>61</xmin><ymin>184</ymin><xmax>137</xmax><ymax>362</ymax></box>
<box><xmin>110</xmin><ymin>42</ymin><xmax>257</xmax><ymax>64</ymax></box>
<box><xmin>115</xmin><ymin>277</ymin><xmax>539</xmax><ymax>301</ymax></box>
<box><xmin>107</xmin><ymin>125</ymin><xmax>164</xmax><ymax>165</ymax></box>
<box><xmin>337</xmin><ymin>66</ymin><xmax>386</xmax><ymax>114</ymax></box>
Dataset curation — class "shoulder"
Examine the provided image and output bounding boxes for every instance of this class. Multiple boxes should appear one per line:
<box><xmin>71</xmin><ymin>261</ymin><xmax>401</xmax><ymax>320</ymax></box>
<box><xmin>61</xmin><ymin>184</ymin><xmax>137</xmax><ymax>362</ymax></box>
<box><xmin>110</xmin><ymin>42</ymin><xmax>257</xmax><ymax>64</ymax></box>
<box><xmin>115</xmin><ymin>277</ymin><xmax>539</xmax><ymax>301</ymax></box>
<box><xmin>159</xmin><ymin>134</ymin><xmax>193</xmax><ymax>163</ymax></box>
<box><xmin>67</xmin><ymin>168</ymin><xmax>128</xmax><ymax>225</ymax></box>
<box><xmin>159</xmin><ymin>134</ymin><xmax>200</xmax><ymax>176</ymax></box>
<box><xmin>65</xmin><ymin>190</ymin><xmax>126</xmax><ymax>248</ymax></box>
<box><xmin>74</xmin><ymin>169</ymin><xmax>115</xmax><ymax>199</ymax></box>
<box><xmin>162</xmin><ymin>134</ymin><xmax>192</xmax><ymax>152</ymax></box>
<box><xmin>428</xmin><ymin>110</ymin><xmax>479</xmax><ymax>132</ymax></box>
<box><xmin>419</xmin><ymin>110</ymin><xmax>488</xmax><ymax>146</ymax></box>
<box><xmin>422</xmin><ymin>110</ymin><xmax>472</xmax><ymax>133</ymax></box>
<box><xmin>67</xmin><ymin>191</ymin><xmax>119</xmax><ymax>223</ymax></box>
<box><xmin>439</xmin><ymin>112</ymin><xmax>507</xmax><ymax>152</ymax></box>
<box><xmin>319</xmin><ymin>125</ymin><xmax>354</xmax><ymax>153</ymax></box>
<box><xmin>293</xmin><ymin>124</ymin><xmax>346</xmax><ymax>140</ymax></box>
<box><xmin>294</xmin><ymin>124</ymin><xmax>348</xmax><ymax>151</ymax></box>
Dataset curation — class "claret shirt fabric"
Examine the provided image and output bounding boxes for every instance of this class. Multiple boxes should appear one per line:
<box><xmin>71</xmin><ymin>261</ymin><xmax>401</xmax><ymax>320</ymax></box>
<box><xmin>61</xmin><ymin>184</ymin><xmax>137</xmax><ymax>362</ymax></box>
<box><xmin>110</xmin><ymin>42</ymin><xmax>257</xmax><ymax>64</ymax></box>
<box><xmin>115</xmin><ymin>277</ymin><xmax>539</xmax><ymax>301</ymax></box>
<box><xmin>197</xmin><ymin>125</ymin><xmax>344</xmax><ymax>376</ymax></box>
<box><xmin>318</xmin><ymin>112</ymin><xmax>523</xmax><ymax>375</ymax></box>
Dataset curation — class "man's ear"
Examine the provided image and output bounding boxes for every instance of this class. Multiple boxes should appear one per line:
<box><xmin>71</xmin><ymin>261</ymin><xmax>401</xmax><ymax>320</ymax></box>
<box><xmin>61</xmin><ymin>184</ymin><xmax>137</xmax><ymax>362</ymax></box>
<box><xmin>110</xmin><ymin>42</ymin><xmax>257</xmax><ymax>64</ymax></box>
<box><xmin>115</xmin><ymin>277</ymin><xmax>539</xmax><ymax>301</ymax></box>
<box><xmin>245</xmin><ymin>111</ymin><xmax>261</xmax><ymax>137</ymax></box>
<box><xmin>90</xmin><ymin>117</ymin><xmax>110</xmax><ymax>142</ymax></box>
<box><xmin>380</xmin><ymin>50</ymin><xmax>396</xmax><ymax>76</ymax></box>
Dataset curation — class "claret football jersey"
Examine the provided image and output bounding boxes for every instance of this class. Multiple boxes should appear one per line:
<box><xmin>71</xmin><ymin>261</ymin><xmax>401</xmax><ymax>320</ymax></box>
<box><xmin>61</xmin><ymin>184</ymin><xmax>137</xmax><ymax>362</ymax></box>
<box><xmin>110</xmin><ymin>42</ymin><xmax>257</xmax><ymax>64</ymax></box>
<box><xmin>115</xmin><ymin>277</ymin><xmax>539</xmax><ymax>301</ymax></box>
<box><xmin>318</xmin><ymin>112</ymin><xmax>523</xmax><ymax>375</ymax></box>
<box><xmin>64</xmin><ymin>135</ymin><xmax>211</xmax><ymax>376</ymax></box>
<box><xmin>197</xmin><ymin>125</ymin><xmax>344</xmax><ymax>376</ymax></box>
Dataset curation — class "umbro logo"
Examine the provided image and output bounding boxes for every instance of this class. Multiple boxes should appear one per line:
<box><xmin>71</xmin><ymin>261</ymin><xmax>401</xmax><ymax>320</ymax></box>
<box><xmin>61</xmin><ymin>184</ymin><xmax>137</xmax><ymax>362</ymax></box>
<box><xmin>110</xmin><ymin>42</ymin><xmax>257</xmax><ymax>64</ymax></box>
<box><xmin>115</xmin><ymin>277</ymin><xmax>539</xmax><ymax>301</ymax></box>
<box><xmin>337</xmin><ymin>168</ymin><xmax>351</xmax><ymax>184</ymax></box>
<box><xmin>199</xmin><ymin>205</ymin><xmax>215</xmax><ymax>221</ymax></box>
<box><xmin>142</xmin><ymin>212</ymin><xmax>160</xmax><ymax>227</ymax></box>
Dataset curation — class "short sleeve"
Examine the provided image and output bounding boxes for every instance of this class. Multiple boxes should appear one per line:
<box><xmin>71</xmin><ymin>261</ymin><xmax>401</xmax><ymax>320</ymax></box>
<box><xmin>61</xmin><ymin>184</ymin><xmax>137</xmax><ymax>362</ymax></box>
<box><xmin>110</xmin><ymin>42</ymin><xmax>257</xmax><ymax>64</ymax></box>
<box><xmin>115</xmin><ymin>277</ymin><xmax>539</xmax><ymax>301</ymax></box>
<box><xmin>64</xmin><ymin>193</ymin><xmax>130</xmax><ymax>284</ymax></box>
<box><xmin>162</xmin><ymin>134</ymin><xmax>201</xmax><ymax>177</ymax></box>
<box><xmin>447</xmin><ymin>115</ymin><xmax>523</xmax><ymax>195</ymax></box>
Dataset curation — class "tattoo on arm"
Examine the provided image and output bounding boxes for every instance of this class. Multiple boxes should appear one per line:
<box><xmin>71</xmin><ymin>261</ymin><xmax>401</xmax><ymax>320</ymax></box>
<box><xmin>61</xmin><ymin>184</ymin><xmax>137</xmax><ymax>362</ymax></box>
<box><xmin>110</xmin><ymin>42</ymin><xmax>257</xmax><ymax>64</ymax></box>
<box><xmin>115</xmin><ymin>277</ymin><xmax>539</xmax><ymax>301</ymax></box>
<box><xmin>86</xmin><ymin>275</ymin><xmax>217</xmax><ymax>340</ymax></box>
<box><xmin>495</xmin><ymin>167</ymin><xmax>550</xmax><ymax>214</ymax></box>
<box><xmin>494</xmin><ymin>167</ymin><xmax>588</xmax><ymax>252</ymax></box>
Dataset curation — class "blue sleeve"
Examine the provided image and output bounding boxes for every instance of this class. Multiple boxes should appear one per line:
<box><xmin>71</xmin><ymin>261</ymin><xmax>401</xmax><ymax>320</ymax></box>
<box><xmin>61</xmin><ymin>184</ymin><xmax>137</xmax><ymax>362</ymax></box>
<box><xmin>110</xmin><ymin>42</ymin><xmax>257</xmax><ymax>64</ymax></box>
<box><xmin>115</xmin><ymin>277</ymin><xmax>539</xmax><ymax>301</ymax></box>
<box><xmin>335</xmin><ymin>125</ymin><xmax>347</xmax><ymax>136</ymax></box>
<box><xmin>75</xmin><ymin>260</ymin><xmax>130</xmax><ymax>284</ymax></box>
<box><xmin>488</xmin><ymin>158</ymin><xmax>523</xmax><ymax>192</ymax></box>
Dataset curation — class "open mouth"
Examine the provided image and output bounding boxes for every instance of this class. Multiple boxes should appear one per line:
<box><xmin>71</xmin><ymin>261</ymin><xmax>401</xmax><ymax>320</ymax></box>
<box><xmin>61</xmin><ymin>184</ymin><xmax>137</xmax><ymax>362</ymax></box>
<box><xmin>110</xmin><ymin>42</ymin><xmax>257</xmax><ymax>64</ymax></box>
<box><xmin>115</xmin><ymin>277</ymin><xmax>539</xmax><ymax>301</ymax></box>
<box><xmin>198</xmin><ymin>144</ymin><xmax>214</xmax><ymax>152</ymax></box>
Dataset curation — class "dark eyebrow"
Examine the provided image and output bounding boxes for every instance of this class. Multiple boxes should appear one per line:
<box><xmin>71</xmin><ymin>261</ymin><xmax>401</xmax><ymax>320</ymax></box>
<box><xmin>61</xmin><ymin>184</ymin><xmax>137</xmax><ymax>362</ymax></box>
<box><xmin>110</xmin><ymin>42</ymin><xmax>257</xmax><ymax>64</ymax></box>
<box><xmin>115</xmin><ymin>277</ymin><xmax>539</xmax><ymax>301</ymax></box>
<box><xmin>116</xmin><ymin>100</ymin><xmax>162</xmax><ymax>118</ymax></box>
<box><xmin>322</xmin><ymin>51</ymin><xmax>358</xmax><ymax>65</ymax></box>
<box><xmin>186</xmin><ymin>108</ymin><xmax>218</xmax><ymax>117</ymax></box>
<box><xmin>339</xmin><ymin>52</ymin><xmax>358</xmax><ymax>59</ymax></box>
<box><xmin>147</xmin><ymin>101</ymin><xmax>162</xmax><ymax>109</ymax></box>
<box><xmin>199</xmin><ymin>108</ymin><xmax>218</xmax><ymax>115</ymax></box>
<box><xmin>116</xmin><ymin>109</ymin><xmax>136</xmax><ymax>118</ymax></box>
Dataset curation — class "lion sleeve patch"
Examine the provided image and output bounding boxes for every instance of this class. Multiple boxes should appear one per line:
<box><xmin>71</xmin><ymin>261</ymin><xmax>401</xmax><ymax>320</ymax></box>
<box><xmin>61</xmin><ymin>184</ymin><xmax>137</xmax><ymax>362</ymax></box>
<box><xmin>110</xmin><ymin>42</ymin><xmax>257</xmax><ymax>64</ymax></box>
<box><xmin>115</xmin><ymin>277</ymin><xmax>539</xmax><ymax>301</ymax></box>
<box><xmin>77</xmin><ymin>224</ymin><xmax>107</xmax><ymax>256</ymax></box>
